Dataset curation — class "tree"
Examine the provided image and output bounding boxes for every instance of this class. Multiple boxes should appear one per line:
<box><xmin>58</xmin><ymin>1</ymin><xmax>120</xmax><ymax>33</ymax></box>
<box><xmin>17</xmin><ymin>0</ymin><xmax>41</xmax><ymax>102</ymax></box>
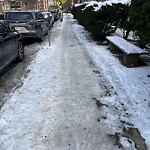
<box><xmin>21</xmin><ymin>0</ymin><xmax>37</xmax><ymax>10</ymax></box>
<box><xmin>130</xmin><ymin>0</ymin><xmax>150</xmax><ymax>46</ymax></box>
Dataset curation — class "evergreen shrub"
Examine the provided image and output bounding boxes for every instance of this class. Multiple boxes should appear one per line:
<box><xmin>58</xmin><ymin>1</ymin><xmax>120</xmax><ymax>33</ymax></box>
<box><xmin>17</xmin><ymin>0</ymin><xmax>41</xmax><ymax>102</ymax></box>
<box><xmin>71</xmin><ymin>2</ymin><xmax>130</xmax><ymax>40</ymax></box>
<box><xmin>130</xmin><ymin>0</ymin><xmax>150</xmax><ymax>46</ymax></box>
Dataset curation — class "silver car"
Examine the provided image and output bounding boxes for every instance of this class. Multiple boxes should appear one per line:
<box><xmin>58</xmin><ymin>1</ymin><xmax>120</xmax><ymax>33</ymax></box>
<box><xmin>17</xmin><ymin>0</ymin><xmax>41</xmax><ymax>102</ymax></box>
<box><xmin>4</xmin><ymin>10</ymin><xmax>49</xmax><ymax>41</ymax></box>
<box><xmin>42</xmin><ymin>12</ymin><xmax>54</xmax><ymax>29</ymax></box>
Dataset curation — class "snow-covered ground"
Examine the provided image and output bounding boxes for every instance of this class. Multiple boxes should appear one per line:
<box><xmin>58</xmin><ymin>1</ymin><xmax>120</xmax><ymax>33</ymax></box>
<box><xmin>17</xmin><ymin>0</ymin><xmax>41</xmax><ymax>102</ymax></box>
<box><xmin>0</xmin><ymin>13</ymin><xmax>150</xmax><ymax>150</ymax></box>
<box><xmin>72</xmin><ymin>16</ymin><xmax>150</xmax><ymax>149</ymax></box>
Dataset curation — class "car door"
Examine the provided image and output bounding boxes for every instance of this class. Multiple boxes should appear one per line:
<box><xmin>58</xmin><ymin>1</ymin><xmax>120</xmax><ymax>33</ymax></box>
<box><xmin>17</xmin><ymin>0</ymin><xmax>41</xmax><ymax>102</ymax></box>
<box><xmin>39</xmin><ymin>12</ymin><xmax>49</xmax><ymax>33</ymax></box>
<box><xmin>0</xmin><ymin>23</ymin><xmax>16</xmax><ymax>67</ymax></box>
<box><xmin>36</xmin><ymin>12</ymin><xmax>48</xmax><ymax>34</ymax></box>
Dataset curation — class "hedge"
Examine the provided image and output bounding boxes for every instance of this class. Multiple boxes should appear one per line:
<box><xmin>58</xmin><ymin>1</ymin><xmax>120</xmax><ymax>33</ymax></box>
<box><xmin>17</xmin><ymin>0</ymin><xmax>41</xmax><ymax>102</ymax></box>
<box><xmin>71</xmin><ymin>2</ymin><xmax>130</xmax><ymax>40</ymax></box>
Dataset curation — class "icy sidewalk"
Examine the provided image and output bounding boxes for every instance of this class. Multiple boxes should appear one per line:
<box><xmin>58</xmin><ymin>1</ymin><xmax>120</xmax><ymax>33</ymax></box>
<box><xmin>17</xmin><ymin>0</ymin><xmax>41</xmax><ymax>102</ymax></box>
<box><xmin>0</xmin><ymin>14</ymin><xmax>121</xmax><ymax>150</ymax></box>
<box><xmin>72</xmin><ymin>14</ymin><xmax>150</xmax><ymax>149</ymax></box>
<box><xmin>0</xmin><ymin>13</ymin><xmax>150</xmax><ymax>150</ymax></box>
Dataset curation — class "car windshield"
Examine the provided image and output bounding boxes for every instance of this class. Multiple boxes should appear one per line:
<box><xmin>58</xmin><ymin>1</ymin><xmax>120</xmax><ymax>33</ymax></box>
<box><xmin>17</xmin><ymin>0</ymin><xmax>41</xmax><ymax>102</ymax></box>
<box><xmin>5</xmin><ymin>12</ymin><xmax>33</xmax><ymax>20</ymax></box>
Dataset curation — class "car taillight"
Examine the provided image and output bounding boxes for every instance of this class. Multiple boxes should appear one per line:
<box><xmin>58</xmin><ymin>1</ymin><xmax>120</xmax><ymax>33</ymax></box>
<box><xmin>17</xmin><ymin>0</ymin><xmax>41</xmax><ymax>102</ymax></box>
<box><xmin>26</xmin><ymin>21</ymin><xmax>36</xmax><ymax>26</ymax></box>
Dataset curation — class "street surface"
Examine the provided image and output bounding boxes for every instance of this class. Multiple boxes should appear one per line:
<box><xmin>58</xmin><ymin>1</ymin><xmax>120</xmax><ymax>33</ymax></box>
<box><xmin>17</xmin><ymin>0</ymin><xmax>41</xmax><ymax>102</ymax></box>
<box><xmin>0</xmin><ymin>14</ymin><xmax>150</xmax><ymax>150</ymax></box>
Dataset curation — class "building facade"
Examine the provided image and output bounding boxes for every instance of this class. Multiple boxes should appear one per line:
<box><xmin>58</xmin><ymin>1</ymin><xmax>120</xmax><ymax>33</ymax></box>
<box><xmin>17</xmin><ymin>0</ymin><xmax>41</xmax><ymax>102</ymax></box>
<box><xmin>0</xmin><ymin>0</ymin><xmax>49</xmax><ymax>12</ymax></box>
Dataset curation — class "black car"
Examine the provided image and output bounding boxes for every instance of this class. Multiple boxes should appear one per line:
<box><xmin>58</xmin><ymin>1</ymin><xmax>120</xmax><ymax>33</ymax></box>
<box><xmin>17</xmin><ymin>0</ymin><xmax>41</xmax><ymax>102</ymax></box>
<box><xmin>3</xmin><ymin>10</ymin><xmax>49</xmax><ymax>41</ymax></box>
<box><xmin>0</xmin><ymin>22</ymin><xmax>24</xmax><ymax>73</ymax></box>
<box><xmin>48</xmin><ymin>6</ymin><xmax>60</xmax><ymax>21</ymax></box>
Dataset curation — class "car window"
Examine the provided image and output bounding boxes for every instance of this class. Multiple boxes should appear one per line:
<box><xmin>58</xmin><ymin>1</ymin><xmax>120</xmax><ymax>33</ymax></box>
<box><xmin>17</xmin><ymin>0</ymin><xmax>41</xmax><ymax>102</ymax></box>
<box><xmin>0</xmin><ymin>23</ymin><xmax>7</xmax><ymax>34</ymax></box>
<box><xmin>42</xmin><ymin>13</ymin><xmax>49</xmax><ymax>18</ymax></box>
<box><xmin>35</xmin><ymin>12</ymin><xmax>44</xmax><ymax>20</ymax></box>
<box><xmin>39</xmin><ymin>12</ymin><xmax>44</xmax><ymax>19</ymax></box>
<box><xmin>35</xmin><ymin>12</ymin><xmax>39</xmax><ymax>20</ymax></box>
<box><xmin>43</xmin><ymin>14</ymin><xmax>48</xmax><ymax>19</ymax></box>
<box><xmin>49</xmin><ymin>6</ymin><xmax>58</xmax><ymax>11</ymax></box>
<box><xmin>5</xmin><ymin>12</ymin><xmax>33</xmax><ymax>20</ymax></box>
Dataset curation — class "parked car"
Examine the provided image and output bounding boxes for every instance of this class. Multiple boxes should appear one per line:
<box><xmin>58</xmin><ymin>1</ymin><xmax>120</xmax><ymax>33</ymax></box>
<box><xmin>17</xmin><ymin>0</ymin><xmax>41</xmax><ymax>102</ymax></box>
<box><xmin>48</xmin><ymin>6</ymin><xmax>60</xmax><ymax>21</ymax></box>
<box><xmin>42</xmin><ymin>12</ymin><xmax>54</xmax><ymax>29</ymax></box>
<box><xmin>0</xmin><ymin>13</ymin><xmax>4</xmax><ymax>22</ymax></box>
<box><xmin>0</xmin><ymin>22</ymin><xmax>24</xmax><ymax>73</ymax></box>
<box><xmin>3</xmin><ymin>10</ymin><xmax>49</xmax><ymax>41</ymax></box>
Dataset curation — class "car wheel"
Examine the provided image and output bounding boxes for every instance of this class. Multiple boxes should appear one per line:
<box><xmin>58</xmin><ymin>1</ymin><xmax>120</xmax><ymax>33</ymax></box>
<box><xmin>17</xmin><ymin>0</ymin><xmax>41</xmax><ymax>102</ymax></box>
<box><xmin>17</xmin><ymin>41</ymin><xmax>24</xmax><ymax>62</ymax></box>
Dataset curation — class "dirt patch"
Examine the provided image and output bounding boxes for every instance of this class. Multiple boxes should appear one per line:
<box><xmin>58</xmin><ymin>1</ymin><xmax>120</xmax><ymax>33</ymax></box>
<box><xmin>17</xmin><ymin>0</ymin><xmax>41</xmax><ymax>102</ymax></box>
<box><xmin>93</xmin><ymin>97</ymin><xmax>108</xmax><ymax>109</ymax></box>
<box><xmin>93</xmin><ymin>69</ymin><xmax>100</xmax><ymax>74</ymax></box>
<box><xmin>24</xmin><ymin>69</ymin><xmax>31</xmax><ymax>79</ymax></box>
<box><xmin>123</xmin><ymin>127</ymin><xmax>147</xmax><ymax>150</ymax></box>
<box><xmin>97</xmin><ymin>118</ymin><xmax>101</xmax><ymax>122</ymax></box>
<box><xmin>69</xmin><ymin>44</ymin><xmax>75</xmax><ymax>47</ymax></box>
<box><xmin>108</xmin><ymin>128</ymin><xmax>147</xmax><ymax>150</ymax></box>
<box><xmin>13</xmin><ymin>82</ymin><xmax>24</xmax><ymax>92</ymax></box>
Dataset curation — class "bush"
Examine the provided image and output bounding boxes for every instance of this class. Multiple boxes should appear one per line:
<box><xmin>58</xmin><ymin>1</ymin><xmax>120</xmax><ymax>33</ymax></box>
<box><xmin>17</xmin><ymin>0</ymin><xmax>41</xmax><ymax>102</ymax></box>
<box><xmin>130</xmin><ymin>0</ymin><xmax>150</xmax><ymax>46</ymax></box>
<box><xmin>71</xmin><ymin>2</ymin><xmax>130</xmax><ymax>40</ymax></box>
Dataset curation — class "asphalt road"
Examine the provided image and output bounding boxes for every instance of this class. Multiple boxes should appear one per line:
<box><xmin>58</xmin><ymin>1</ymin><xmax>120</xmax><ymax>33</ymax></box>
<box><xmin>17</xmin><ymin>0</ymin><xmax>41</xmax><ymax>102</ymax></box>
<box><xmin>0</xmin><ymin>22</ymin><xmax>59</xmax><ymax>109</ymax></box>
<box><xmin>0</xmin><ymin>40</ymin><xmax>38</xmax><ymax>108</ymax></box>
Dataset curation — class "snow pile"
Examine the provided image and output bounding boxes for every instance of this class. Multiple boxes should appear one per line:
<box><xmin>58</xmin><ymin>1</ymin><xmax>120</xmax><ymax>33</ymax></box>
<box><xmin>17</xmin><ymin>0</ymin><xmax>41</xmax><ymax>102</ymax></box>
<box><xmin>75</xmin><ymin>0</ymin><xmax>131</xmax><ymax>11</ymax></box>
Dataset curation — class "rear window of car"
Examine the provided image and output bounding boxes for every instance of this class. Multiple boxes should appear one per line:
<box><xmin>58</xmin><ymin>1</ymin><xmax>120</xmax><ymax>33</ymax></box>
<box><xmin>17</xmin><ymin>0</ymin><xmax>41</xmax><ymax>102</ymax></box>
<box><xmin>49</xmin><ymin>6</ymin><xmax>58</xmax><ymax>10</ymax></box>
<box><xmin>49</xmin><ymin>6</ymin><xmax>58</xmax><ymax>12</ymax></box>
<box><xmin>5</xmin><ymin>12</ymin><xmax>33</xmax><ymax>20</ymax></box>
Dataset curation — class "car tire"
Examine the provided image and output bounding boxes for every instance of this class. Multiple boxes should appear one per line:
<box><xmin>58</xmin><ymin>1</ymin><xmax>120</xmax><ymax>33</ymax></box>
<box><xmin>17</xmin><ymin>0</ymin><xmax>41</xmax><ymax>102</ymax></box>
<box><xmin>17</xmin><ymin>41</ymin><xmax>24</xmax><ymax>62</ymax></box>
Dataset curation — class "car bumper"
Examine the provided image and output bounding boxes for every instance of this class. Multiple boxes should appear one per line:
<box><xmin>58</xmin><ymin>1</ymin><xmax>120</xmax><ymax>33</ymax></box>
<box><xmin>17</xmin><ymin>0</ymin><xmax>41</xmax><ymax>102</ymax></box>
<box><xmin>18</xmin><ymin>31</ymin><xmax>38</xmax><ymax>38</ymax></box>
